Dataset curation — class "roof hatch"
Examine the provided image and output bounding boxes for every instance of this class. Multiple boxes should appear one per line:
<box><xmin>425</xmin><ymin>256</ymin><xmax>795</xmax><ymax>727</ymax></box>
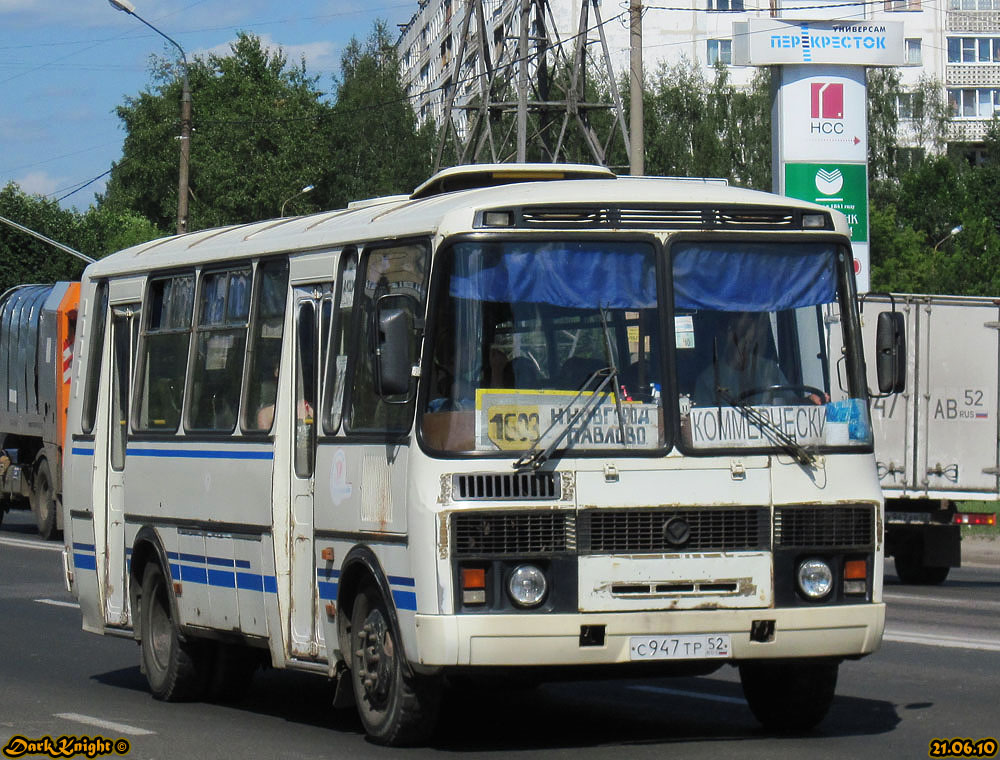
<box><xmin>410</xmin><ymin>163</ymin><xmax>616</xmax><ymax>200</ymax></box>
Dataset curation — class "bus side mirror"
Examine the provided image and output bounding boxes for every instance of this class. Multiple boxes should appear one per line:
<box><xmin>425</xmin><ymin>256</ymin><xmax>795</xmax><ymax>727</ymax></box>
<box><xmin>875</xmin><ymin>311</ymin><xmax>906</xmax><ymax>394</ymax></box>
<box><xmin>376</xmin><ymin>299</ymin><xmax>415</xmax><ymax>398</ymax></box>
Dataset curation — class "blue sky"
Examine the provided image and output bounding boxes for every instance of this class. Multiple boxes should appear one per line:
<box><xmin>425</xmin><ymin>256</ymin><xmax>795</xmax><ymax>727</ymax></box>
<box><xmin>0</xmin><ymin>0</ymin><xmax>417</xmax><ymax>212</ymax></box>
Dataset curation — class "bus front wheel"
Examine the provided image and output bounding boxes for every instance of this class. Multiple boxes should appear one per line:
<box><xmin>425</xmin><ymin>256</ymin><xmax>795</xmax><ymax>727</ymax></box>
<box><xmin>739</xmin><ymin>659</ymin><xmax>838</xmax><ymax>731</ymax></box>
<box><xmin>349</xmin><ymin>585</ymin><xmax>441</xmax><ymax>746</ymax></box>
<box><xmin>139</xmin><ymin>563</ymin><xmax>208</xmax><ymax>702</ymax></box>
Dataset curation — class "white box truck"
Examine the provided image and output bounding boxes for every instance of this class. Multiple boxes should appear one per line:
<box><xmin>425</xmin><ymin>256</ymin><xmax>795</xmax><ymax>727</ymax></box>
<box><xmin>858</xmin><ymin>293</ymin><xmax>998</xmax><ymax>584</ymax></box>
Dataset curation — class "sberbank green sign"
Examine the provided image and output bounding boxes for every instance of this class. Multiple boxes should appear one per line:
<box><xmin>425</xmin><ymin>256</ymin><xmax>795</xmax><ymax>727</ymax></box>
<box><xmin>784</xmin><ymin>162</ymin><xmax>868</xmax><ymax>242</ymax></box>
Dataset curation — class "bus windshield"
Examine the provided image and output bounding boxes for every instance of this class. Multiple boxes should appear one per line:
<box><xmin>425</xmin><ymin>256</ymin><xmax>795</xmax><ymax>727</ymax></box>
<box><xmin>673</xmin><ymin>240</ymin><xmax>871</xmax><ymax>454</ymax></box>
<box><xmin>420</xmin><ymin>238</ymin><xmax>871</xmax><ymax>457</ymax></box>
<box><xmin>422</xmin><ymin>239</ymin><xmax>665</xmax><ymax>455</ymax></box>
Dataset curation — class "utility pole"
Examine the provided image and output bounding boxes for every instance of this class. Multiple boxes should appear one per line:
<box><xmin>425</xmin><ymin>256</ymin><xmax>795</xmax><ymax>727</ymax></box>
<box><xmin>517</xmin><ymin>0</ymin><xmax>531</xmax><ymax>162</ymax></box>
<box><xmin>629</xmin><ymin>0</ymin><xmax>644</xmax><ymax>176</ymax></box>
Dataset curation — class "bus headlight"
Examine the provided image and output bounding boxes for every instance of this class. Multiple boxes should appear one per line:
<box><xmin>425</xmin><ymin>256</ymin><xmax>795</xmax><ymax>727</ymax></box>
<box><xmin>507</xmin><ymin>565</ymin><xmax>547</xmax><ymax>608</ymax></box>
<box><xmin>796</xmin><ymin>559</ymin><xmax>833</xmax><ymax>600</ymax></box>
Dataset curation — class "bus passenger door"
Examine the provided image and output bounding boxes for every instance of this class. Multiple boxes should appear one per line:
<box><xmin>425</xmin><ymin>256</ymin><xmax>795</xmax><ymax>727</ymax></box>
<box><xmin>105</xmin><ymin>304</ymin><xmax>137</xmax><ymax>627</ymax></box>
<box><xmin>289</xmin><ymin>286</ymin><xmax>331</xmax><ymax>658</ymax></box>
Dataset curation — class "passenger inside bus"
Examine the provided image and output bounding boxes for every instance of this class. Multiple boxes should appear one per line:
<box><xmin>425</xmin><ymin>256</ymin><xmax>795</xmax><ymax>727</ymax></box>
<box><xmin>693</xmin><ymin>310</ymin><xmax>788</xmax><ymax>405</ymax></box>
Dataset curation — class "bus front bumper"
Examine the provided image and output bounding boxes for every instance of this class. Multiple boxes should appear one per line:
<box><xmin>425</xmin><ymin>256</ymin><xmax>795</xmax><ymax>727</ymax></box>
<box><xmin>413</xmin><ymin>603</ymin><xmax>885</xmax><ymax>667</ymax></box>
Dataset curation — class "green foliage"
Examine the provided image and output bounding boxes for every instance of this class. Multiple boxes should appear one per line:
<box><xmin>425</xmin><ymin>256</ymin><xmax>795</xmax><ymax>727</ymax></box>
<box><xmin>643</xmin><ymin>62</ymin><xmax>770</xmax><ymax>189</ymax></box>
<box><xmin>101</xmin><ymin>26</ymin><xmax>432</xmax><ymax>231</ymax></box>
<box><xmin>866</xmin><ymin>68</ymin><xmax>900</xmax><ymax>182</ymax></box>
<box><xmin>326</xmin><ymin>23</ymin><xmax>437</xmax><ymax>208</ymax></box>
<box><xmin>0</xmin><ymin>184</ymin><xmax>163</xmax><ymax>293</ymax></box>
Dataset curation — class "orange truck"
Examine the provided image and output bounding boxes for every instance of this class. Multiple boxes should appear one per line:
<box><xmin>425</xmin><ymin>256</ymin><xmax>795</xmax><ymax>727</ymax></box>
<box><xmin>0</xmin><ymin>282</ymin><xmax>80</xmax><ymax>538</ymax></box>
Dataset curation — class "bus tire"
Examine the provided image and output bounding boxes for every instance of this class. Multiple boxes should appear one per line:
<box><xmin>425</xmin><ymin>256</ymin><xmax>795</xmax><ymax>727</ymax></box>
<box><xmin>350</xmin><ymin>584</ymin><xmax>441</xmax><ymax>746</ymax></box>
<box><xmin>31</xmin><ymin>459</ymin><xmax>59</xmax><ymax>541</ymax></box>
<box><xmin>739</xmin><ymin>659</ymin><xmax>838</xmax><ymax>731</ymax></box>
<box><xmin>139</xmin><ymin>563</ymin><xmax>208</xmax><ymax>702</ymax></box>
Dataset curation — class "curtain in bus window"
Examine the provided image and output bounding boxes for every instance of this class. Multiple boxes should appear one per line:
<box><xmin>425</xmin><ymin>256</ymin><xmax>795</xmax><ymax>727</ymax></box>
<box><xmin>672</xmin><ymin>242</ymin><xmax>837</xmax><ymax>312</ymax></box>
<box><xmin>448</xmin><ymin>242</ymin><xmax>656</xmax><ymax>309</ymax></box>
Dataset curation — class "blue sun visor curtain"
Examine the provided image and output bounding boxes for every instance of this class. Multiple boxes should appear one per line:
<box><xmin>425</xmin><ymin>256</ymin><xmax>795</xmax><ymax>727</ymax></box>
<box><xmin>672</xmin><ymin>242</ymin><xmax>838</xmax><ymax>312</ymax></box>
<box><xmin>448</xmin><ymin>241</ymin><xmax>658</xmax><ymax>309</ymax></box>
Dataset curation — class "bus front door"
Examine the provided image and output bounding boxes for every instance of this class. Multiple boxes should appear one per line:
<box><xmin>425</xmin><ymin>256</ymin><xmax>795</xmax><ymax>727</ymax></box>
<box><xmin>105</xmin><ymin>304</ymin><xmax>137</xmax><ymax>628</ymax></box>
<box><xmin>288</xmin><ymin>286</ymin><xmax>331</xmax><ymax>659</ymax></box>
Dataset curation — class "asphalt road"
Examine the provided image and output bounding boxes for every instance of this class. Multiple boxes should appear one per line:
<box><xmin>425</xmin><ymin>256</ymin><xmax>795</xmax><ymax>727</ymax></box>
<box><xmin>2</xmin><ymin>508</ymin><xmax>998</xmax><ymax>759</ymax></box>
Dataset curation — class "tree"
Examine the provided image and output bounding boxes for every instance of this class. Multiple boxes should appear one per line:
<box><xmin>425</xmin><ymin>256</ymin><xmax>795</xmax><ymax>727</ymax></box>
<box><xmin>326</xmin><ymin>23</ymin><xmax>437</xmax><ymax>208</ymax></box>
<box><xmin>102</xmin><ymin>33</ymin><xmax>332</xmax><ymax>230</ymax></box>
<box><xmin>866</xmin><ymin>68</ymin><xmax>900</xmax><ymax>182</ymax></box>
<box><xmin>642</xmin><ymin>61</ymin><xmax>770</xmax><ymax>189</ymax></box>
<box><xmin>0</xmin><ymin>184</ymin><xmax>161</xmax><ymax>294</ymax></box>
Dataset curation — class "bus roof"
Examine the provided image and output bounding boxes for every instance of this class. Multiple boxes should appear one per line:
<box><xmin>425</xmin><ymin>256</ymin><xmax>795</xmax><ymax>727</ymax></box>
<box><xmin>85</xmin><ymin>165</ymin><xmax>847</xmax><ymax>279</ymax></box>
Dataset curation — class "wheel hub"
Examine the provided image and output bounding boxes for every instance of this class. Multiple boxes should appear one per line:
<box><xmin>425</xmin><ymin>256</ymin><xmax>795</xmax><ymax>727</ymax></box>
<box><xmin>357</xmin><ymin>609</ymin><xmax>394</xmax><ymax>708</ymax></box>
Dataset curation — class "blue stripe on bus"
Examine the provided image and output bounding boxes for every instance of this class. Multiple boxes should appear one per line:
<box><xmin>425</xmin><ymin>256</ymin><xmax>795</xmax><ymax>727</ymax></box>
<box><xmin>73</xmin><ymin>553</ymin><xmax>97</xmax><ymax>571</ymax></box>
<box><xmin>71</xmin><ymin>447</ymin><xmax>95</xmax><ymax>456</ymax></box>
<box><xmin>180</xmin><ymin>564</ymin><xmax>207</xmax><ymax>584</ymax></box>
<box><xmin>127</xmin><ymin>447</ymin><xmax>273</xmax><ymax>460</ymax></box>
<box><xmin>318</xmin><ymin>581</ymin><xmax>338</xmax><ymax>601</ymax></box>
<box><xmin>73</xmin><ymin>542</ymin><xmax>96</xmax><ymax>552</ymax></box>
<box><xmin>207</xmin><ymin>569</ymin><xmax>236</xmax><ymax>588</ymax></box>
<box><xmin>392</xmin><ymin>590</ymin><xmax>417</xmax><ymax>611</ymax></box>
<box><xmin>236</xmin><ymin>572</ymin><xmax>264</xmax><ymax>592</ymax></box>
<box><xmin>316</xmin><ymin>567</ymin><xmax>340</xmax><ymax>579</ymax></box>
<box><xmin>388</xmin><ymin>575</ymin><xmax>416</xmax><ymax>587</ymax></box>
<box><xmin>263</xmin><ymin>575</ymin><xmax>278</xmax><ymax>594</ymax></box>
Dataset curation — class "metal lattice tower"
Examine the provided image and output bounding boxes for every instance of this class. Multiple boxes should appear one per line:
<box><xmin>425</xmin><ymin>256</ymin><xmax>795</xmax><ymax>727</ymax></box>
<box><xmin>434</xmin><ymin>0</ymin><xmax>631</xmax><ymax>171</ymax></box>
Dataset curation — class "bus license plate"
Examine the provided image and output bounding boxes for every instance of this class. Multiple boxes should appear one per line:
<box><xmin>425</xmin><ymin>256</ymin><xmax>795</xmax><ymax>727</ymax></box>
<box><xmin>629</xmin><ymin>634</ymin><xmax>731</xmax><ymax>660</ymax></box>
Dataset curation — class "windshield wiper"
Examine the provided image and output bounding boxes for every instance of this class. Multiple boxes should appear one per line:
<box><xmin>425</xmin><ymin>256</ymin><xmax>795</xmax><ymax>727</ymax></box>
<box><xmin>713</xmin><ymin>386</ymin><xmax>817</xmax><ymax>467</ymax></box>
<box><xmin>598</xmin><ymin>305</ymin><xmax>628</xmax><ymax>447</ymax></box>
<box><xmin>514</xmin><ymin>365</ymin><xmax>619</xmax><ymax>471</ymax></box>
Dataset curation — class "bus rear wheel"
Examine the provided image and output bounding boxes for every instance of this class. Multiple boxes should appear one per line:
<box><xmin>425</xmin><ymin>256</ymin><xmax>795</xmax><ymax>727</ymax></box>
<box><xmin>350</xmin><ymin>585</ymin><xmax>441</xmax><ymax>746</ymax></box>
<box><xmin>139</xmin><ymin>563</ymin><xmax>208</xmax><ymax>702</ymax></box>
<box><xmin>739</xmin><ymin>659</ymin><xmax>839</xmax><ymax>731</ymax></box>
<box><xmin>894</xmin><ymin>551</ymin><xmax>950</xmax><ymax>585</ymax></box>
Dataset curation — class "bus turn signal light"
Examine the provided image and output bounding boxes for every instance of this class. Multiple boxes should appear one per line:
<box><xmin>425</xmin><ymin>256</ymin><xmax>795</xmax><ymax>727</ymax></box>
<box><xmin>461</xmin><ymin>567</ymin><xmax>486</xmax><ymax>605</ymax></box>
<box><xmin>843</xmin><ymin>559</ymin><xmax>867</xmax><ymax>594</ymax></box>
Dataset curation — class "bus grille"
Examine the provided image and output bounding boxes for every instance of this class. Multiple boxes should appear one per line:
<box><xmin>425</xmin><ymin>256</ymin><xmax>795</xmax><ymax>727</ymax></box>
<box><xmin>453</xmin><ymin>472</ymin><xmax>560</xmax><ymax>501</ymax></box>
<box><xmin>452</xmin><ymin>512</ymin><xmax>574</xmax><ymax>557</ymax></box>
<box><xmin>774</xmin><ymin>505</ymin><xmax>875</xmax><ymax>549</ymax></box>
<box><xmin>578</xmin><ymin>508</ymin><xmax>769</xmax><ymax>554</ymax></box>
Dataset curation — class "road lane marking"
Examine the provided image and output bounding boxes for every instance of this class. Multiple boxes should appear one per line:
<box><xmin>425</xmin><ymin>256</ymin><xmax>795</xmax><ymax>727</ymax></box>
<box><xmin>54</xmin><ymin>713</ymin><xmax>155</xmax><ymax>737</ymax></box>
<box><xmin>35</xmin><ymin>598</ymin><xmax>79</xmax><ymax>609</ymax></box>
<box><xmin>884</xmin><ymin>629</ymin><xmax>1000</xmax><ymax>652</ymax></box>
<box><xmin>629</xmin><ymin>685</ymin><xmax>745</xmax><ymax>705</ymax></box>
<box><xmin>884</xmin><ymin>592</ymin><xmax>1000</xmax><ymax>610</ymax></box>
<box><xmin>0</xmin><ymin>536</ymin><xmax>62</xmax><ymax>552</ymax></box>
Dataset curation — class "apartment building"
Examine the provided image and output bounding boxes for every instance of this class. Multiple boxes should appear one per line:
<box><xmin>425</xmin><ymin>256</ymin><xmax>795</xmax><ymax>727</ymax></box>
<box><xmin>397</xmin><ymin>0</ymin><xmax>1000</xmax><ymax>150</ymax></box>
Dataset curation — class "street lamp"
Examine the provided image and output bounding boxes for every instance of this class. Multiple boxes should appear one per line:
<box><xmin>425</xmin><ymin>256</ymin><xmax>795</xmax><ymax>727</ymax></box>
<box><xmin>109</xmin><ymin>0</ymin><xmax>191</xmax><ymax>235</ymax></box>
<box><xmin>280</xmin><ymin>185</ymin><xmax>315</xmax><ymax>217</ymax></box>
<box><xmin>933</xmin><ymin>225</ymin><xmax>963</xmax><ymax>251</ymax></box>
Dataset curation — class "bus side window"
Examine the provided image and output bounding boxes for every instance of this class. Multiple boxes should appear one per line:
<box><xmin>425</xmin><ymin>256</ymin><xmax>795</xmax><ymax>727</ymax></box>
<box><xmin>347</xmin><ymin>242</ymin><xmax>429</xmax><ymax>434</ymax></box>
<box><xmin>187</xmin><ymin>267</ymin><xmax>251</xmax><ymax>433</ymax></box>
<box><xmin>134</xmin><ymin>275</ymin><xmax>194</xmax><ymax>432</ymax></box>
<box><xmin>321</xmin><ymin>249</ymin><xmax>357</xmax><ymax>435</ymax></box>
<box><xmin>242</xmin><ymin>259</ymin><xmax>289</xmax><ymax>434</ymax></box>
<box><xmin>81</xmin><ymin>280</ymin><xmax>109</xmax><ymax>434</ymax></box>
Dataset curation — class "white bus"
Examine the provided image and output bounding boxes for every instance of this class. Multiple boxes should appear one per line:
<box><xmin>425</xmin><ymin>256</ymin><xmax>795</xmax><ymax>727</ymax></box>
<box><xmin>62</xmin><ymin>164</ymin><xmax>902</xmax><ymax>745</ymax></box>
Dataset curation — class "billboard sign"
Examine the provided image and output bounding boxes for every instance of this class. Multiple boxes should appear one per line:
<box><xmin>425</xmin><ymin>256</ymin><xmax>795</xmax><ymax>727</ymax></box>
<box><xmin>780</xmin><ymin>66</ymin><xmax>867</xmax><ymax>163</ymax></box>
<box><xmin>733</xmin><ymin>19</ymin><xmax>905</xmax><ymax>66</ymax></box>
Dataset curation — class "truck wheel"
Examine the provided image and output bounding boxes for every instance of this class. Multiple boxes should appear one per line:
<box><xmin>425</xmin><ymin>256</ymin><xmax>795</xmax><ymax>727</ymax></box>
<box><xmin>31</xmin><ymin>459</ymin><xmax>59</xmax><ymax>540</ymax></box>
<box><xmin>350</xmin><ymin>584</ymin><xmax>441</xmax><ymax>746</ymax></box>
<box><xmin>894</xmin><ymin>552</ymin><xmax>950</xmax><ymax>585</ymax></box>
<box><xmin>139</xmin><ymin>563</ymin><xmax>209</xmax><ymax>701</ymax></box>
<box><xmin>739</xmin><ymin>660</ymin><xmax>839</xmax><ymax>731</ymax></box>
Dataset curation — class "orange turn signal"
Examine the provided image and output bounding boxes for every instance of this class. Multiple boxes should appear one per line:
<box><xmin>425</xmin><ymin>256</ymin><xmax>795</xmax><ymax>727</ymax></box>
<box><xmin>844</xmin><ymin>560</ymin><xmax>867</xmax><ymax>580</ymax></box>
<box><xmin>462</xmin><ymin>567</ymin><xmax>486</xmax><ymax>589</ymax></box>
